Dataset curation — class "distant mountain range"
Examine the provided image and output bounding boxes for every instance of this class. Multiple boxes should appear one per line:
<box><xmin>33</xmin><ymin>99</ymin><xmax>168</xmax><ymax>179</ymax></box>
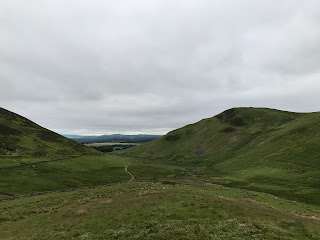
<box><xmin>63</xmin><ymin>134</ymin><xmax>83</xmax><ymax>138</ymax></box>
<box><xmin>64</xmin><ymin>134</ymin><xmax>162</xmax><ymax>144</ymax></box>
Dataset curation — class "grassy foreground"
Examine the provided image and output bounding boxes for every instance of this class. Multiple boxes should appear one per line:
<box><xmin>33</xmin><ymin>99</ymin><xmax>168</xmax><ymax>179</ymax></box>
<box><xmin>1</xmin><ymin>179</ymin><xmax>320</xmax><ymax>240</ymax></box>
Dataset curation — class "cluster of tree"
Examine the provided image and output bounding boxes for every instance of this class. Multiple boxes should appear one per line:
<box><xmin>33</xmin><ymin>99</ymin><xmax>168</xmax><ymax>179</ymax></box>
<box><xmin>89</xmin><ymin>144</ymin><xmax>135</xmax><ymax>153</ymax></box>
<box><xmin>67</xmin><ymin>134</ymin><xmax>161</xmax><ymax>144</ymax></box>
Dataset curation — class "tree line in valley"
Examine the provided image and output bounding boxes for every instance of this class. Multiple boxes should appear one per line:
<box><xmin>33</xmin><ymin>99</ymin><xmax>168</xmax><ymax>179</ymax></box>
<box><xmin>65</xmin><ymin>134</ymin><xmax>161</xmax><ymax>144</ymax></box>
<box><xmin>89</xmin><ymin>144</ymin><xmax>135</xmax><ymax>153</ymax></box>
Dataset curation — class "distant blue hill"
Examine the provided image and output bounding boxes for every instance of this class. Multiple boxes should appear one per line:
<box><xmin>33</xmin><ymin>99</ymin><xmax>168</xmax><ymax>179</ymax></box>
<box><xmin>64</xmin><ymin>134</ymin><xmax>162</xmax><ymax>144</ymax></box>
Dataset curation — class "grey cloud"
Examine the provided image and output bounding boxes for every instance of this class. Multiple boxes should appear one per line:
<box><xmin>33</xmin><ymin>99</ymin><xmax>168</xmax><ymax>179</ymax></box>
<box><xmin>1</xmin><ymin>0</ymin><xmax>320</xmax><ymax>135</ymax></box>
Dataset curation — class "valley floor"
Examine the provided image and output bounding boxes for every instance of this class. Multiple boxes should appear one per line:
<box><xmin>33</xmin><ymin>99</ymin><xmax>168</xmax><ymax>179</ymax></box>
<box><xmin>1</xmin><ymin>179</ymin><xmax>320</xmax><ymax>239</ymax></box>
<box><xmin>1</xmin><ymin>154</ymin><xmax>320</xmax><ymax>239</ymax></box>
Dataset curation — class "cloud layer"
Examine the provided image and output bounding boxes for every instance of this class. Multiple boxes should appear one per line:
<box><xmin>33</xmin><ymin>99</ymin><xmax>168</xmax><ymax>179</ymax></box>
<box><xmin>1</xmin><ymin>0</ymin><xmax>320</xmax><ymax>134</ymax></box>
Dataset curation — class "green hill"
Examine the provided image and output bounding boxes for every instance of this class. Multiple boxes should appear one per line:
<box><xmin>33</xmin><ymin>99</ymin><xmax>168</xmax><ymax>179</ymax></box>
<box><xmin>0</xmin><ymin>107</ymin><xmax>98</xmax><ymax>164</ymax></box>
<box><xmin>0</xmin><ymin>108</ymin><xmax>139</xmax><ymax>196</ymax></box>
<box><xmin>117</xmin><ymin>108</ymin><xmax>304</xmax><ymax>161</ymax></box>
<box><xmin>116</xmin><ymin>108</ymin><xmax>320</xmax><ymax>205</ymax></box>
<box><xmin>1</xmin><ymin>107</ymin><xmax>320</xmax><ymax>239</ymax></box>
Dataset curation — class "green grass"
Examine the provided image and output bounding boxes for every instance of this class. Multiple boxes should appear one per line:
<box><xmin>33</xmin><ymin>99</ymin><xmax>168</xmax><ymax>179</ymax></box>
<box><xmin>1</xmin><ymin>180</ymin><xmax>319</xmax><ymax>240</ymax></box>
<box><xmin>0</xmin><ymin>155</ymin><xmax>130</xmax><ymax>196</ymax></box>
<box><xmin>0</xmin><ymin>107</ymin><xmax>99</xmax><ymax>159</ymax></box>
<box><xmin>0</xmin><ymin>155</ymin><xmax>82</xmax><ymax>168</ymax></box>
<box><xmin>122</xmin><ymin>156</ymin><xmax>185</xmax><ymax>181</ymax></box>
<box><xmin>115</xmin><ymin>108</ymin><xmax>320</xmax><ymax>205</ymax></box>
<box><xmin>0</xmin><ymin>155</ymin><xmax>184</xmax><ymax>197</ymax></box>
<box><xmin>1</xmin><ymin>107</ymin><xmax>320</xmax><ymax>239</ymax></box>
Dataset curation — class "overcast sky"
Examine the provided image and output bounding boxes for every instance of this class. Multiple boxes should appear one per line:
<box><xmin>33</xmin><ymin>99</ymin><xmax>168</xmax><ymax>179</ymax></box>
<box><xmin>1</xmin><ymin>0</ymin><xmax>320</xmax><ymax>135</ymax></box>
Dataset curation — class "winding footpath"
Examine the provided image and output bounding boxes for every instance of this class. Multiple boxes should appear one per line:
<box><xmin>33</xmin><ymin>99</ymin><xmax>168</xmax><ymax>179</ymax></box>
<box><xmin>125</xmin><ymin>165</ymin><xmax>135</xmax><ymax>182</ymax></box>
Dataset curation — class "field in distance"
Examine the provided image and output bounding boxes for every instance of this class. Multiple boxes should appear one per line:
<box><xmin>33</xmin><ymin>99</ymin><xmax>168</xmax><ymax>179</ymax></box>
<box><xmin>85</xmin><ymin>142</ymin><xmax>140</xmax><ymax>147</ymax></box>
<box><xmin>68</xmin><ymin>134</ymin><xmax>161</xmax><ymax>144</ymax></box>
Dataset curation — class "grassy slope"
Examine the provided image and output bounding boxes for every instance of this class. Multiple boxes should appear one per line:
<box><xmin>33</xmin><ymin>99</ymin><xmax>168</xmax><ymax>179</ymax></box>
<box><xmin>0</xmin><ymin>155</ymin><xmax>183</xmax><ymax>197</ymax></box>
<box><xmin>1</xmin><ymin>107</ymin><xmax>320</xmax><ymax>239</ymax></box>
<box><xmin>0</xmin><ymin>107</ymin><xmax>99</xmax><ymax>167</ymax></box>
<box><xmin>0</xmin><ymin>155</ymin><xmax>130</xmax><ymax>196</ymax></box>
<box><xmin>0</xmin><ymin>108</ymin><xmax>140</xmax><ymax>197</ymax></box>
<box><xmin>116</xmin><ymin>108</ymin><xmax>320</xmax><ymax>205</ymax></box>
<box><xmin>1</xmin><ymin>180</ymin><xmax>320</xmax><ymax>240</ymax></box>
<box><xmin>0</xmin><ymin>108</ymin><xmax>182</xmax><ymax>198</ymax></box>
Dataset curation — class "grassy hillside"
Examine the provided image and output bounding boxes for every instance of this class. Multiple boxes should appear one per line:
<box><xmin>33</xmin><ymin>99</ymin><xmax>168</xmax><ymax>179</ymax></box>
<box><xmin>0</xmin><ymin>155</ymin><xmax>129</xmax><ymax>196</ymax></box>
<box><xmin>116</xmin><ymin>108</ymin><xmax>320</xmax><ymax>205</ymax></box>
<box><xmin>1</xmin><ymin>180</ymin><xmax>320</xmax><ymax>240</ymax></box>
<box><xmin>1</xmin><ymin>107</ymin><xmax>320</xmax><ymax>239</ymax></box>
<box><xmin>117</xmin><ymin>108</ymin><xmax>303</xmax><ymax>160</ymax></box>
<box><xmin>0</xmin><ymin>155</ymin><xmax>183</xmax><ymax>197</ymax></box>
<box><xmin>0</xmin><ymin>108</ymin><xmax>151</xmax><ymax>197</ymax></box>
<box><xmin>0</xmin><ymin>108</ymin><xmax>182</xmax><ymax>199</ymax></box>
<box><xmin>0</xmin><ymin>107</ymin><xmax>99</xmax><ymax>167</ymax></box>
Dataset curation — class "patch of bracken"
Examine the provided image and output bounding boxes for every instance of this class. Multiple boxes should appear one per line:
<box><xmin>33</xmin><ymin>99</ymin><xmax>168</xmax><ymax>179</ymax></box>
<box><xmin>164</xmin><ymin>134</ymin><xmax>181</xmax><ymax>141</ymax></box>
<box><xmin>215</xmin><ymin>108</ymin><xmax>246</xmax><ymax>127</ymax></box>
<box><xmin>229</xmin><ymin>117</ymin><xmax>246</xmax><ymax>127</ymax></box>
<box><xmin>195</xmin><ymin>148</ymin><xmax>205</xmax><ymax>156</ymax></box>
<box><xmin>215</xmin><ymin>109</ymin><xmax>236</xmax><ymax>122</ymax></box>
<box><xmin>215</xmin><ymin>113</ymin><xmax>224</xmax><ymax>120</ymax></box>
<box><xmin>37</xmin><ymin>130</ymin><xmax>63</xmax><ymax>142</ymax></box>
<box><xmin>224</xmin><ymin>108</ymin><xmax>236</xmax><ymax>121</ymax></box>
<box><xmin>195</xmin><ymin>144</ymin><xmax>205</xmax><ymax>156</ymax></box>
<box><xmin>220</xmin><ymin>127</ymin><xmax>235</xmax><ymax>133</ymax></box>
<box><xmin>32</xmin><ymin>150</ymin><xmax>47</xmax><ymax>157</ymax></box>
<box><xmin>0</xmin><ymin>123</ymin><xmax>22</xmax><ymax>136</ymax></box>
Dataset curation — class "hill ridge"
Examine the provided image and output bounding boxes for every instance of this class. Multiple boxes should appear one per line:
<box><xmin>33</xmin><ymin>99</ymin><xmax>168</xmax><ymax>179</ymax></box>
<box><xmin>116</xmin><ymin>107</ymin><xmax>320</xmax><ymax>205</ymax></box>
<box><xmin>0</xmin><ymin>107</ymin><xmax>99</xmax><ymax>163</ymax></box>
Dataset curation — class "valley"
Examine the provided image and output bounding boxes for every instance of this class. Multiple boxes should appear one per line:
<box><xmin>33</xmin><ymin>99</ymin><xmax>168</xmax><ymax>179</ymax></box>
<box><xmin>1</xmin><ymin>107</ymin><xmax>320</xmax><ymax>239</ymax></box>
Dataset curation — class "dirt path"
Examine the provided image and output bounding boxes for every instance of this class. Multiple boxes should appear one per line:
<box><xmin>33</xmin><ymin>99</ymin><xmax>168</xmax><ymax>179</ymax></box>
<box><xmin>125</xmin><ymin>165</ymin><xmax>134</xmax><ymax>182</ymax></box>
<box><xmin>0</xmin><ymin>191</ymin><xmax>16</xmax><ymax>197</ymax></box>
<box><xmin>0</xmin><ymin>155</ymin><xmax>82</xmax><ymax>170</ymax></box>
